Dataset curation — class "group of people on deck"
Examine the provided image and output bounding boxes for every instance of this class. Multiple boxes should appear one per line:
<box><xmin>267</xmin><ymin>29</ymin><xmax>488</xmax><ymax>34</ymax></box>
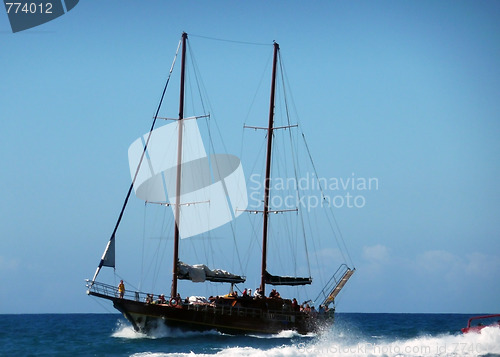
<box><xmin>300</xmin><ymin>303</ymin><xmax>330</xmax><ymax>316</ymax></box>
<box><xmin>118</xmin><ymin>281</ymin><xmax>330</xmax><ymax>315</ymax></box>
<box><xmin>292</xmin><ymin>298</ymin><xmax>330</xmax><ymax>316</ymax></box>
<box><xmin>239</xmin><ymin>287</ymin><xmax>281</xmax><ymax>299</ymax></box>
<box><xmin>145</xmin><ymin>294</ymin><xmax>167</xmax><ymax>304</ymax></box>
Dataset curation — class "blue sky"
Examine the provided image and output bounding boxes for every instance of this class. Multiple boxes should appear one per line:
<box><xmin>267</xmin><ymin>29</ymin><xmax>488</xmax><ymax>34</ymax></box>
<box><xmin>1</xmin><ymin>1</ymin><xmax>499</xmax><ymax>314</ymax></box>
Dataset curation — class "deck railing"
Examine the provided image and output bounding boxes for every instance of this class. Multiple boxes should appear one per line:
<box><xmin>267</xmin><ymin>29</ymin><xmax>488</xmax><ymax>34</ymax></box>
<box><xmin>86</xmin><ymin>280</ymin><xmax>332</xmax><ymax>322</ymax></box>
<box><xmin>86</xmin><ymin>280</ymin><xmax>163</xmax><ymax>302</ymax></box>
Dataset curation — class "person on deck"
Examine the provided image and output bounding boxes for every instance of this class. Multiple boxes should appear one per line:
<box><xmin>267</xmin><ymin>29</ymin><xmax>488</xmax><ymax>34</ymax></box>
<box><xmin>118</xmin><ymin>280</ymin><xmax>125</xmax><ymax>298</ymax></box>
<box><xmin>254</xmin><ymin>288</ymin><xmax>263</xmax><ymax>298</ymax></box>
<box><xmin>269</xmin><ymin>289</ymin><xmax>281</xmax><ymax>298</ymax></box>
<box><xmin>310</xmin><ymin>306</ymin><xmax>318</xmax><ymax>317</ymax></box>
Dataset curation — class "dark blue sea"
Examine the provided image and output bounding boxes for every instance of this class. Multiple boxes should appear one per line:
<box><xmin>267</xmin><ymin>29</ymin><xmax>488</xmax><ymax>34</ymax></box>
<box><xmin>1</xmin><ymin>313</ymin><xmax>499</xmax><ymax>356</ymax></box>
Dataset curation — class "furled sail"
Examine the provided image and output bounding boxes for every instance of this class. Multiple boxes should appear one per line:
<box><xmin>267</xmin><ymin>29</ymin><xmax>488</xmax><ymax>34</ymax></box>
<box><xmin>178</xmin><ymin>261</ymin><xmax>245</xmax><ymax>283</ymax></box>
<box><xmin>265</xmin><ymin>271</ymin><xmax>312</xmax><ymax>286</ymax></box>
<box><xmin>128</xmin><ymin>119</ymin><xmax>248</xmax><ymax>238</ymax></box>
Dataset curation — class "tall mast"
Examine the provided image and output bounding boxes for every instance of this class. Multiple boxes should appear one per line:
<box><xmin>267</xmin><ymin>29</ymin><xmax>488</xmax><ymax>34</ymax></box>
<box><xmin>260</xmin><ymin>42</ymin><xmax>279</xmax><ymax>296</ymax></box>
<box><xmin>171</xmin><ymin>32</ymin><xmax>187</xmax><ymax>298</ymax></box>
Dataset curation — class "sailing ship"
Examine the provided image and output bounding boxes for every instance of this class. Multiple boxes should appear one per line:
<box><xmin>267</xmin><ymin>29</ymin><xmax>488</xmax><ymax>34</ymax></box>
<box><xmin>86</xmin><ymin>32</ymin><xmax>354</xmax><ymax>335</ymax></box>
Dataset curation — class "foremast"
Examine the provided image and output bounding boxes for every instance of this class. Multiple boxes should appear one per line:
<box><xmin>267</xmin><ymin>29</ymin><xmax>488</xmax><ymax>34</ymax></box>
<box><xmin>171</xmin><ymin>31</ymin><xmax>188</xmax><ymax>299</ymax></box>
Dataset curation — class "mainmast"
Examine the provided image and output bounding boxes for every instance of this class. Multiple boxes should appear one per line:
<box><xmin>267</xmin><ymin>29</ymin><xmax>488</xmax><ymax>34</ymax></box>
<box><xmin>260</xmin><ymin>42</ymin><xmax>279</xmax><ymax>296</ymax></box>
<box><xmin>171</xmin><ymin>32</ymin><xmax>188</xmax><ymax>298</ymax></box>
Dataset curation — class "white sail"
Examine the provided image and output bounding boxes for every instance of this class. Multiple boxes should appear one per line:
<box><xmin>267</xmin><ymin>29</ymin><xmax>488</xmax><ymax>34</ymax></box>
<box><xmin>101</xmin><ymin>238</ymin><xmax>115</xmax><ymax>267</ymax></box>
<box><xmin>128</xmin><ymin>120</ymin><xmax>248</xmax><ymax>238</ymax></box>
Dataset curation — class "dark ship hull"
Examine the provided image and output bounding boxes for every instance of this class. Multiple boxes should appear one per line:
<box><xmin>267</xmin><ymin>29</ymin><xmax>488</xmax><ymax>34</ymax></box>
<box><xmin>88</xmin><ymin>283</ymin><xmax>332</xmax><ymax>335</ymax></box>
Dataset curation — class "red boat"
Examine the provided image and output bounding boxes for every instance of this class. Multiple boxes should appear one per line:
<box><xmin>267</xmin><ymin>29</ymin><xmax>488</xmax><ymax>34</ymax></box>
<box><xmin>461</xmin><ymin>314</ymin><xmax>500</xmax><ymax>333</ymax></box>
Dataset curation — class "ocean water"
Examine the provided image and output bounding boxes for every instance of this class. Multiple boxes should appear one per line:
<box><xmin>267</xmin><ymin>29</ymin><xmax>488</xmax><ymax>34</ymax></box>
<box><xmin>1</xmin><ymin>313</ymin><xmax>499</xmax><ymax>356</ymax></box>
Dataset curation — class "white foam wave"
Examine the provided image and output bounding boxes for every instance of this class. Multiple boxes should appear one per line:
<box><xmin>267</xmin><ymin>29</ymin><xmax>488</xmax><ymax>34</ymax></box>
<box><xmin>308</xmin><ymin>326</ymin><xmax>500</xmax><ymax>357</ymax></box>
<box><xmin>111</xmin><ymin>320</ymin><xmax>311</xmax><ymax>341</ymax></box>
<box><xmin>111</xmin><ymin>320</ymin><xmax>147</xmax><ymax>339</ymax></box>
<box><xmin>111</xmin><ymin>320</ymin><xmax>221</xmax><ymax>340</ymax></box>
<box><xmin>248</xmin><ymin>329</ymin><xmax>315</xmax><ymax>339</ymax></box>
<box><xmin>130</xmin><ymin>346</ymin><xmax>296</xmax><ymax>357</ymax></box>
<box><xmin>130</xmin><ymin>326</ymin><xmax>500</xmax><ymax>357</ymax></box>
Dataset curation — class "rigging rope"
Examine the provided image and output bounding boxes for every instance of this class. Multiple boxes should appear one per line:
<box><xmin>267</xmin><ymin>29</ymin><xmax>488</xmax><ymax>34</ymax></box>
<box><xmin>189</xmin><ymin>33</ymin><xmax>271</xmax><ymax>47</ymax></box>
<box><xmin>182</xmin><ymin>41</ymin><xmax>210</xmax><ymax>268</ymax></box>
<box><xmin>139</xmin><ymin>202</ymin><xmax>147</xmax><ymax>291</ymax></box>
<box><xmin>187</xmin><ymin>39</ymin><xmax>246</xmax><ymax>276</ymax></box>
<box><xmin>92</xmin><ymin>37</ymin><xmax>182</xmax><ymax>283</ymax></box>
<box><xmin>278</xmin><ymin>53</ymin><xmax>312</xmax><ymax>278</ymax></box>
<box><xmin>301</xmin><ymin>132</ymin><xmax>355</xmax><ymax>268</ymax></box>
